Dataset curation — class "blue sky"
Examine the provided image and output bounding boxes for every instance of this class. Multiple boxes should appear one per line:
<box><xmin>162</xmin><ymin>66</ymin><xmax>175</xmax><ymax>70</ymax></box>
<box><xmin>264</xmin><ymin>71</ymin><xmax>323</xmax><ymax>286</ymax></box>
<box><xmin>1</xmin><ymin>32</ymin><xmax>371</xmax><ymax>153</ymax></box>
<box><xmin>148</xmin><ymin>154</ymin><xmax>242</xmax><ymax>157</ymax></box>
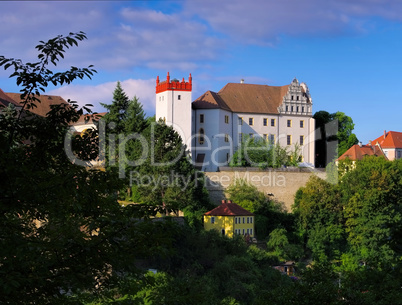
<box><xmin>1</xmin><ymin>0</ymin><xmax>401</xmax><ymax>143</ymax></box>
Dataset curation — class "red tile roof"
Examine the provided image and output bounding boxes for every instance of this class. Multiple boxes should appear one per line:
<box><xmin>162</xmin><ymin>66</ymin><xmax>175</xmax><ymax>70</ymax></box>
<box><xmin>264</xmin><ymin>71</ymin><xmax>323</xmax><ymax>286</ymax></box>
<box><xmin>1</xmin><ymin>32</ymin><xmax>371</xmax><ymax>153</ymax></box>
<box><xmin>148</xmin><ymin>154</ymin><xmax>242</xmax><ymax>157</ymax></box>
<box><xmin>371</xmin><ymin>131</ymin><xmax>402</xmax><ymax>149</ymax></box>
<box><xmin>0</xmin><ymin>88</ymin><xmax>20</xmax><ymax>108</ymax></box>
<box><xmin>204</xmin><ymin>201</ymin><xmax>254</xmax><ymax>216</ymax></box>
<box><xmin>193</xmin><ymin>82</ymin><xmax>291</xmax><ymax>114</ymax></box>
<box><xmin>337</xmin><ymin>144</ymin><xmax>386</xmax><ymax>161</ymax></box>
<box><xmin>5</xmin><ymin>92</ymin><xmax>69</xmax><ymax>117</ymax></box>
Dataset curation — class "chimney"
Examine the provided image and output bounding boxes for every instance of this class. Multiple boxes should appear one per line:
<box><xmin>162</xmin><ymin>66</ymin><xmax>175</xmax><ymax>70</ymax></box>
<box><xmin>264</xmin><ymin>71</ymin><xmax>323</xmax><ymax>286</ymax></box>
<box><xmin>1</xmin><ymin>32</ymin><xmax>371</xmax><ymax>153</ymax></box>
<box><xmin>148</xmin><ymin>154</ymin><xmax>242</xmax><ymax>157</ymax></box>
<box><xmin>358</xmin><ymin>142</ymin><xmax>362</xmax><ymax>148</ymax></box>
<box><xmin>384</xmin><ymin>130</ymin><xmax>386</xmax><ymax>139</ymax></box>
<box><xmin>240</xmin><ymin>79</ymin><xmax>244</xmax><ymax>84</ymax></box>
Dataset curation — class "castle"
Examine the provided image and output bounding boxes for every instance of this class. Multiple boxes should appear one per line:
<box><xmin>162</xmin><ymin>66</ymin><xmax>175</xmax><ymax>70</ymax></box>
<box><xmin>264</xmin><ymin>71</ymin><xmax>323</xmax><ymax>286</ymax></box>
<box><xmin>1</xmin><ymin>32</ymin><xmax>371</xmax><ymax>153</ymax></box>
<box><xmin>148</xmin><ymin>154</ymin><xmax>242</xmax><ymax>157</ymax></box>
<box><xmin>155</xmin><ymin>73</ymin><xmax>315</xmax><ymax>171</ymax></box>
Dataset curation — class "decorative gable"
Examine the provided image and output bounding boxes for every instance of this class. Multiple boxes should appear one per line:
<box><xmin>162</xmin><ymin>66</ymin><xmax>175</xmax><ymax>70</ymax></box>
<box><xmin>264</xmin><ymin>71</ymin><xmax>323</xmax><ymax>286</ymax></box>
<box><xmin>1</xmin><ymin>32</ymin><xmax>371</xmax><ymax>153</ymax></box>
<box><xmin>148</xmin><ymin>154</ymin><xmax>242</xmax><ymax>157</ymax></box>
<box><xmin>278</xmin><ymin>78</ymin><xmax>312</xmax><ymax>116</ymax></box>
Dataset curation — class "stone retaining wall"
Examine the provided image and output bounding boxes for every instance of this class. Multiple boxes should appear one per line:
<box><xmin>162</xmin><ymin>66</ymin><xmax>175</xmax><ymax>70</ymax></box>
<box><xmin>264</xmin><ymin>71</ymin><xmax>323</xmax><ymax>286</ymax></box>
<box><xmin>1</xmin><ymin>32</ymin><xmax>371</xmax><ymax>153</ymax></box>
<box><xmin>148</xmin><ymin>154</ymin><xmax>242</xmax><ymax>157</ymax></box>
<box><xmin>204</xmin><ymin>167</ymin><xmax>326</xmax><ymax>211</ymax></box>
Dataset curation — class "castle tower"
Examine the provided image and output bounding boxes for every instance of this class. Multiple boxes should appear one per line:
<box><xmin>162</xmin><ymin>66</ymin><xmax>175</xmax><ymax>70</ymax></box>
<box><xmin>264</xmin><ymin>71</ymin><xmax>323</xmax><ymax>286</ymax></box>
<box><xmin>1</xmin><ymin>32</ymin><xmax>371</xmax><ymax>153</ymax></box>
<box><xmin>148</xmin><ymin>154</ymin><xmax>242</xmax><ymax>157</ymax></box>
<box><xmin>155</xmin><ymin>72</ymin><xmax>193</xmax><ymax>152</ymax></box>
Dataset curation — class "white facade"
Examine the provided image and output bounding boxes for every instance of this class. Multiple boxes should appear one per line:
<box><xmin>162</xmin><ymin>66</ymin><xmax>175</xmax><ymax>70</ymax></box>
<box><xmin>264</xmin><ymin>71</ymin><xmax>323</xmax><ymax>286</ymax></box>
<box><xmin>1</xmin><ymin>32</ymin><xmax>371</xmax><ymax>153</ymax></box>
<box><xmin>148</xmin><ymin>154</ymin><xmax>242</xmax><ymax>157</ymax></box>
<box><xmin>156</xmin><ymin>74</ymin><xmax>315</xmax><ymax>172</ymax></box>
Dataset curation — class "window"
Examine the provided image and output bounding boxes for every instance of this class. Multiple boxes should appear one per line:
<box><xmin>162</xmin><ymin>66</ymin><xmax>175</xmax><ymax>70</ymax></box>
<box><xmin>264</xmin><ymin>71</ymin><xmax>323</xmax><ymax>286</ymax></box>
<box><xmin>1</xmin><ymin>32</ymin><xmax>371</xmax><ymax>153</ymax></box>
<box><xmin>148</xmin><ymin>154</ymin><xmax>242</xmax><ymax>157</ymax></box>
<box><xmin>302</xmin><ymin>106</ymin><xmax>305</xmax><ymax>113</ymax></box>
<box><xmin>250</xmin><ymin>217</ymin><xmax>253</xmax><ymax>224</ymax></box>
<box><xmin>300</xmin><ymin>135</ymin><xmax>304</xmax><ymax>146</ymax></box>
<box><xmin>249</xmin><ymin>118</ymin><xmax>254</xmax><ymax>126</ymax></box>
<box><xmin>287</xmin><ymin>135</ymin><xmax>292</xmax><ymax>145</ymax></box>
<box><xmin>287</xmin><ymin>120</ymin><xmax>292</xmax><ymax>127</ymax></box>
<box><xmin>247</xmin><ymin>229</ymin><xmax>249</xmax><ymax>234</ymax></box>
<box><xmin>226</xmin><ymin>153</ymin><xmax>230</xmax><ymax>162</ymax></box>
<box><xmin>178</xmin><ymin>95</ymin><xmax>181</xmax><ymax>100</ymax></box>
<box><xmin>243</xmin><ymin>217</ymin><xmax>245</xmax><ymax>224</ymax></box>
<box><xmin>296</xmin><ymin>106</ymin><xmax>299</xmax><ymax>112</ymax></box>
<box><xmin>243</xmin><ymin>229</ymin><xmax>245</xmax><ymax>235</ymax></box>
<box><xmin>199</xmin><ymin>128</ymin><xmax>205</xmax><ymax>144</ymax></box>
<box><xmin>269</xmin><ymin>134</ymin><xmax>275</xmax><ymax>143</ymax></box>
<box><xmin>291</xmin><ymin>106</ymin><xmax>294</xmax><ymax>112</ymax></box>
<box><xmin>225</xmin><ymin>115</ymin><xmax>229</xmax><ymax>124</ymax></box>
<box><xmin>238</xmin><ymin>117</ymin><xmax>243</xmax><ymax>125</ymax></box>
<box><xmin>235</xmin><ymin>217</ymin><xmax>237</xmax><ymax>224</ymax></box>
<box><xmin>263</xmin><ymin>118</ymin><xmax>267</xmax><ymax>126</ymax></box>
<box><xmin>271</xmin><ymin>119</ymin><xmax>276</xmax><ymax>127</ymax></box>
<box><xmin>250</xmin><ymin>229</ymin><xmax>253</xmax><ymax>235</ymax></box>
<box><xmin>247</xmin><ymin>217</ymin><xmax>249</xmax><ymax>224</ymax></box>
<box><xmin>200</xmin><ymin>114</ymin><xmax>204</xmax><ymax>123</ymax></box>
<box><xmin>300</xmin><ymin>120</ymin><xmax>304</xmax><ymax>128</ymax></box>
<box><xmin>225</xmin><ymin>134</ymin><xmax>229</xmax><ymax>142</ymax></box>
<box><xmin>297</xmin><ymin>96</ymin><xmax>299</xmax><ymax>101</ymax></box>
<box><xmin>263</xmin><ymin>134</ymin><xmax>268</xmax><ymax>141</ymax></box>
<box><xmin>211</xmin><ymin>217</ymin><xmax>215</xmax><ymax>224</ymax></box>
<box><xmin>239</xmin><ymin>133</ymin><xmax>243</xmax><ymax>143</ymax></box>
<box><xmin>291</xmin><ymin>95</ymin><xmax>294</xmax><ymax>100</ymax></box>
<box><xmin>285</xmin><ymin>106</ymin><xmax>289</xmax><ymax>112</ymax></box>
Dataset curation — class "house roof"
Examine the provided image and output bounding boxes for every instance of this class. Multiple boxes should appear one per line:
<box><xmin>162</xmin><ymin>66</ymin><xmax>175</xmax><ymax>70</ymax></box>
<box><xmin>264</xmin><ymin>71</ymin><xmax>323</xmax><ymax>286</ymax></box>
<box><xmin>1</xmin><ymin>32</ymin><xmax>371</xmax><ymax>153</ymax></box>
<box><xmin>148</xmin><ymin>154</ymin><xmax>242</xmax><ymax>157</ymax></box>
<box><xmin>371</xmin><ymin>131</ymin><xmax>402</xmax><ymax>149</ymax></box>
<box><xmin>0</xmin><ymin>88</ymin><xmax>20</xmax><ymax>108</ymax></box>
<box><xmin>5</xmin><ymin>92</ymin><xmax>69</xmax><ymax>117</ymax></box>
<box><xmin>204</xmin><ymin>201</ymin><xmax>254</xmax><ymax>216</ymax></box>
<box><xmin>337</xmin><ymin>144</ymin><xmax>386</xmax><ymax>161</ymax></box>
<box><xmin>193</xmin><ymin>82</ymin><xmax>290</xmax><ymax>114</ymax></box>
<box><xmin>74</xmin><ymin>112</ymin><xmax>108</xmax><ymax>126</ymax></box>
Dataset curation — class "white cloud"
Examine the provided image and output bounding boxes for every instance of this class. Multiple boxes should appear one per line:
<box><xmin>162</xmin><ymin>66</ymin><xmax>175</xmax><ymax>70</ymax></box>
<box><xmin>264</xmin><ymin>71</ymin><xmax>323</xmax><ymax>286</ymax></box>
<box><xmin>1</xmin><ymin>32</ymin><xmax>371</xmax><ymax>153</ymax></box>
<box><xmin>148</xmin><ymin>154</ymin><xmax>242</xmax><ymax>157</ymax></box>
<box><xmin>48</xmin><ymin>78</ymin><xmax>156</xmax><ymax>116</ymax></box>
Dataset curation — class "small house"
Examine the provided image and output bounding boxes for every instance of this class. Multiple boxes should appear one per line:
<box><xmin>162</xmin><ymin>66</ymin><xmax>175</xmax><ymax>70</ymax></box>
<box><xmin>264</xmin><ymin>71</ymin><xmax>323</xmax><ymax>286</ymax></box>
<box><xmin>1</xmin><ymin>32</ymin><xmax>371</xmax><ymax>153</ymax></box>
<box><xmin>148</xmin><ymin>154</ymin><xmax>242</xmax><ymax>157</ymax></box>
<box><xmin>203</xmin><ymin>200</ymin><xmax>254</xmax><ymax>238</ymax></box>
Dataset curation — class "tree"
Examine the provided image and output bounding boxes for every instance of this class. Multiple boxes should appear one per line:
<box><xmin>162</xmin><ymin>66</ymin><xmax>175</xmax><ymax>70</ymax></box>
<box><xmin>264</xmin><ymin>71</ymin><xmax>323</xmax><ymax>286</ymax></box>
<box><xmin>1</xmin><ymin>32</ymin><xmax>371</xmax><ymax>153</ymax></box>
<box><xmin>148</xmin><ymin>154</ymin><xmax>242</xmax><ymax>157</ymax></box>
<box><xmin>0</xmin><ymin>32</ymin><xmax>160</xmax><ymax>304</ymax></box>
<box><xmin>133</xmin><ymin>120</ymin><xmax>212</xmax><ymax>215</ymax></box>
<box><xmin>226</xmin><ymin>179</ymin><xmax>294</xmax><ymax>239</ymax></box>
<box><xmin>341</xmin><ymin>157</ymin><xmax>402</xmax><ymax>269</ymax></box>
<box><xmin>333</xmin><ymin>111</ymin><xmax>359</xmax><ymax>157</ymax></box>
<box><xmin>293</xmin><ymin>176</ymin><xmax>345</xmax><ymax>262</ymax></box>
<box><xmin>313</xmin><ymin>110</ymin><xmax>358</xmax><ymax>167</ymax></box>
<box><xmin>229</xmin><ymin>136</ymin><xmax>297</xmax><ymax>168</ymax></box>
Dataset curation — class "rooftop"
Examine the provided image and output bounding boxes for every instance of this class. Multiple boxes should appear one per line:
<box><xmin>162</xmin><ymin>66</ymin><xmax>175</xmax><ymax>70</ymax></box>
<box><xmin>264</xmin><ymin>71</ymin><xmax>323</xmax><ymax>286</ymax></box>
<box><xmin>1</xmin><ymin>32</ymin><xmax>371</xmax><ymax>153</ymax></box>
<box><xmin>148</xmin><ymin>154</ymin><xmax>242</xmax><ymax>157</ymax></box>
<box><xmin>204</xmin><ymin>200</ymin><xmax>254</xmax><ymax>216</ymax></box>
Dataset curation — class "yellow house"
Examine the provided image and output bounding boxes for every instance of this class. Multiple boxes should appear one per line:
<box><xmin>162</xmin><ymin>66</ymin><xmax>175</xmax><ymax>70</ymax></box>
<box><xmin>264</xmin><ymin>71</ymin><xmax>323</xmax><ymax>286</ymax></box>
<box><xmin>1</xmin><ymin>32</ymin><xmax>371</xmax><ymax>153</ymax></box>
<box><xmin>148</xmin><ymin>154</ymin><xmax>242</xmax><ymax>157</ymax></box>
<box><xmin>204</xmin><ymin>200</ymin><xmax>255</xmax><ymax>238</ymax></box>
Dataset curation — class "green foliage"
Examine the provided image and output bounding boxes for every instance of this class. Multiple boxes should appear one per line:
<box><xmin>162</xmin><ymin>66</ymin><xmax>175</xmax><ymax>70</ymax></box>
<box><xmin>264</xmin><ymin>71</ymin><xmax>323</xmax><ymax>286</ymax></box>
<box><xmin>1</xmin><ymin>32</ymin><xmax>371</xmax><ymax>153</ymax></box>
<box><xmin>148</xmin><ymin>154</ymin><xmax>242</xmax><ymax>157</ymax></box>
<box><xmin>294</xmin><ymin>157</ymin><xmax>402</xmax><ymax>270</ymax></box>
<box><xmin>131</xmin><ymin>120</ymin><xmax>212</xmax><ymax>215</ymax></box>
<box><xmin>0</xmin><ymin>32</ymin><xmax>175</xmax><ymax>305</ymax></box>
<box><xmin>226</xmin><ymin>179</ymin><xmax>293</xmax><ymax>239</ymax></box>
<box><xmin>314</xmin><ymin>110</ymin><xmax>359</xmax><ymax>167</ymax></box>
<box><xmin>293</xmin><ymin>176</ymin><xmax>345</xmax><ymax>262</ymax></box>
<box><xmin>229</xmin><ymin>135</ymin><xmax>299</xmax><ymax>168</ymax></box>
<box><xmin>267</xmin><ymin>228</ymin><xmax>304</xmax><ymax>261</ymax></box>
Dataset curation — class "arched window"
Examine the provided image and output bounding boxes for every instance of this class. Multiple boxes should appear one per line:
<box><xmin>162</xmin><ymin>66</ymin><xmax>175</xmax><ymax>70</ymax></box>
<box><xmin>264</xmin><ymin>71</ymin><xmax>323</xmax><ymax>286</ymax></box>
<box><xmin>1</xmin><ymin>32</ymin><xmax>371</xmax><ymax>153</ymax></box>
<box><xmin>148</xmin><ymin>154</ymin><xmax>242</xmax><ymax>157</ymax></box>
<box><xmin>199</xmin><ymin>128</ymin><xmax>205</xmax><ymax>144</ymax></box>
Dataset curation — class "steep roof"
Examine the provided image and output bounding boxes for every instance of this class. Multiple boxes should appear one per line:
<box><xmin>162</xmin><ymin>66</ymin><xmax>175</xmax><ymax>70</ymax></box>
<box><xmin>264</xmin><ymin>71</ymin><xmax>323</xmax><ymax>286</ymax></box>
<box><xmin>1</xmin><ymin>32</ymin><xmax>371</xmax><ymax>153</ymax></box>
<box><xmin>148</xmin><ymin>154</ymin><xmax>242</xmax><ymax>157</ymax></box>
<box><xmin>5</xmin><ymin>92</ymin><xmax>69</xmax><ymax>117</ymax></box>
<box><xmin>337</xmin><ymin>144</ymin><xmax>386</xmax><ymax>161</ymax></box>
<box><xmin>0</xmin><ymin>88</ymin><xmax>20</xmax><ymax>108</ymax></box>
<box><xmin>193</xmin><ymin>83</ymin><xmax>290</xmax><ymax>114</ymax></box>
<box><xmin>371</xmin><ymin>131</ymin><xmax>402</xmax><ymax>149</ymax></box>
<box><xmin>204</xmin><ymin>201</ymin><xmax>254</xmax><ymax>216</ymax></box>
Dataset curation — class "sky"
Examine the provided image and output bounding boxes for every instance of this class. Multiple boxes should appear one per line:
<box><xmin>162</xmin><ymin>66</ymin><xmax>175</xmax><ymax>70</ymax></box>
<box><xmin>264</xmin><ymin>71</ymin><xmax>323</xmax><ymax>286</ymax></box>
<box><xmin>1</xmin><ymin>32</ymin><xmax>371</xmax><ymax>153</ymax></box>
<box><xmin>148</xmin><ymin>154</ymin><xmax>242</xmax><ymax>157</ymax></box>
<box><xmin>1</xmin><ymin>0</ymin><xmax>401</xmax><ymax>144</ymax></box>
